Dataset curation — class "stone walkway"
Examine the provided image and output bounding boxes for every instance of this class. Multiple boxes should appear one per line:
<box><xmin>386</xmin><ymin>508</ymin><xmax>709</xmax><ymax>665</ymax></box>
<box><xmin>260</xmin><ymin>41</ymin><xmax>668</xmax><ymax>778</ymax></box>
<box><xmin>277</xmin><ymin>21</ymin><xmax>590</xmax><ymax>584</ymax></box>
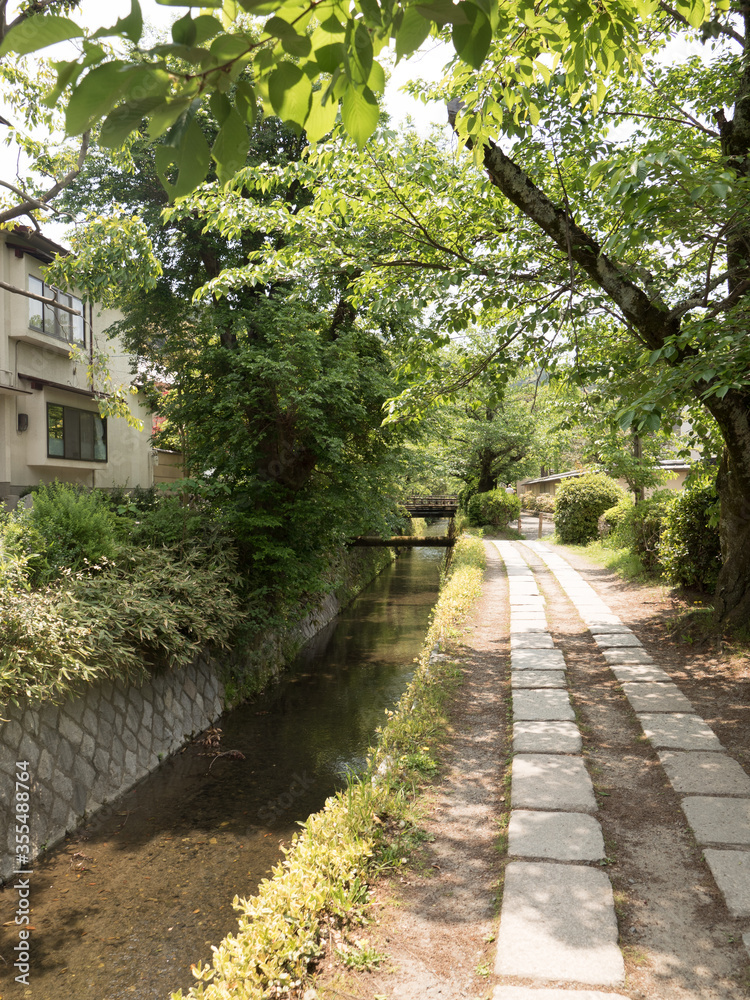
<box><xmin>491</xmin><ymin>540</ymin><xmax>750</xmax><ymax>1000</ymax></box>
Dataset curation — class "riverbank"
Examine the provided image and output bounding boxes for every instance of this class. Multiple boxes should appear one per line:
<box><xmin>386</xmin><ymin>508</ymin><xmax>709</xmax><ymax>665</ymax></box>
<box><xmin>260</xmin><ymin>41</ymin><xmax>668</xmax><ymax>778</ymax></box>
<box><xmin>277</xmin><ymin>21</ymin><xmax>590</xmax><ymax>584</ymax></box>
<box><xmin>172</xmin><ymin>533</ymin><xmax>486</xmax><ymax>1000</ymax></box>
<box><xmin>314</xmin><ymin>537</ymin><xmax>750</xmax><ymax>1000</ymax></box>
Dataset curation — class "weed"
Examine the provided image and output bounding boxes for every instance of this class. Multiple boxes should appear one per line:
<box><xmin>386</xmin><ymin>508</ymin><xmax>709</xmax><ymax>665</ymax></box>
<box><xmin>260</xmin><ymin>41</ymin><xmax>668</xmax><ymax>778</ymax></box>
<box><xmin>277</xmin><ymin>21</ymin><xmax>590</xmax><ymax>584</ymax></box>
<box><xmin>475</xmin><ymin>960</ymin><xmax>491</xmax><ymax>977</ymax></box>
<box><xmin>337</xmin><ymin>940</ymin><xmax>386</xmax><ymax>970</ymax></box>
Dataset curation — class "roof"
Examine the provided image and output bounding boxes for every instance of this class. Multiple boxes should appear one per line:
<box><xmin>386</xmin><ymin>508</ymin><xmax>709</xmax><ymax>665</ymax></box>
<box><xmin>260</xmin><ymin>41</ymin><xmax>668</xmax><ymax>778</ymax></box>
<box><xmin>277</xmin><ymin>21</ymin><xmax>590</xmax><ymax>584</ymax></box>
<box><xmin>4</xmin><ymin>226</ymin><xmax>71</xmax><ymax>264</ymax></box>
<box><xmin>518</xmin><ymin>460</ymin><xmax>691</xmax><ymax>488</ymax></box>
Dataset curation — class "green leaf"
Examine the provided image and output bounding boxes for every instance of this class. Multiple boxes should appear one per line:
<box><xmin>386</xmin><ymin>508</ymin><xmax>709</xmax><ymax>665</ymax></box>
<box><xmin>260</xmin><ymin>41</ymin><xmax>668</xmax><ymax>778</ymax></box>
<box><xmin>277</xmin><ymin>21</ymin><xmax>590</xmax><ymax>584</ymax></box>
<box><xmin>416</xmin><ymin>0</ymin><xmax>467</xmax><ymax>27</ymax></box>
<box><xmin>212</xmin><ymin>107</ymin><xmax>250</xmax><ymax>184</ymax></box>
<box><xmin>395</xmin><ymin>7</ymin><xmax>432</xmax><ymax>61</ymax></box>
<box><xmin>65</xmin><ymin>63</ymin><xmax>131</xmax><ymax>135</ymax></box>
<box><xmin>234</xmin><ymin>80</ymin><xmax>258</xmax><ymax>124</ymax></box>
<box><xmin>0</xmin><ymin>14</ymin><xmax>83</xmax><ymax>56</ymax></box>
<box><xmin>99</xmin><ymin>98</ymin><xmax>165</xmax><ymax>148</ymax></box>
<box><xmin>304</xmin><ymin>95</ymin><xmax>339</xmax><ymax>142</ymax></box>
<box><xmin>452</xmin><ymin>4</ymin><xmax>491</xmax><ymax>70</ymax></box>
<box><xmin>341</xmin><ymin>83</ymin><xmax>379</xmax><ymax>149</ymax></box>
<box><xmin>268</xmin><ymin>63</ymin><xmax>313</xmax><ymax>126</ymax></box>
<box><xmin>147</xmin><ymin>96</ymin><xmax>195</xmax><ymax>139</ymax></box>
<box><xmin>92</xmin><ymin>0</ymin><xmax>143</xmax><ymax>43</ymax></box>
<box><xmin>156</xmin><ymin>0</ymin><xmax>222</xmax><ymax>6</ymax></box>
<box><xmin>311</xmin><ymin>18</ymin><xmax>346</xmax><ymax>74</ymax></box>
<box><xmin>171</xmin><ymin>12</ymin><xmax>197</xmax><ymax>45</ymax></box>
<box><xmin>155</xmin><ymin>117</ymin><xmax>211</xmax><ymax>199</ymax></box>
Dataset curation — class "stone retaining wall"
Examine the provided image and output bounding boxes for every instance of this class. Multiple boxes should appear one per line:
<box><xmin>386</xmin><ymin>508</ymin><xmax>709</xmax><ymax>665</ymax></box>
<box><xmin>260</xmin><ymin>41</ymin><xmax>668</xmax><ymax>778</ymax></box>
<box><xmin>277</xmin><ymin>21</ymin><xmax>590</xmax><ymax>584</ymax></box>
<box><xmin>0</xmin><ymin>546</ymin><xmax>395</xmax><ymax>884</ymax></box>
<box><xmin>1</xmin><ymin>656</ymin><xmax>224</xmax><ymax>884</ymax></box>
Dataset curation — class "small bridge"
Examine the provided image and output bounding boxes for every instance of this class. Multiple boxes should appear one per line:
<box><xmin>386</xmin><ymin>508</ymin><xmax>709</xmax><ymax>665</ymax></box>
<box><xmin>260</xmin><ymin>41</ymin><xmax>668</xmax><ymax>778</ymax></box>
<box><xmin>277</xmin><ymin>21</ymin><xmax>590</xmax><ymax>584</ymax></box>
<box><xmin>350</xmin><ymin>496</ymin><xmax>459</xmax><ymax>547</ymax></box>
<box><xmin>402</xmin><ymin>495</ymin><xmax>459</xmax><ymax>518</ymax></box>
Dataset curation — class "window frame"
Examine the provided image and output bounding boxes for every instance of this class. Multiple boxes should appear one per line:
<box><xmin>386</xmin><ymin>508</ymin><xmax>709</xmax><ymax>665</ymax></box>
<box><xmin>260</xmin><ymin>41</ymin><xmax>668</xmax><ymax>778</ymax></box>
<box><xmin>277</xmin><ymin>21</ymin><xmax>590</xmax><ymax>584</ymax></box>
<box><xmin>47</xmin><ymin>403</ymin><xmax>107</xmax><ymax>463</ymax></box>
<box><xmin>28</xmin><ymin>275</ymin><xmax>85</xmax><ymax>347</ymax></box>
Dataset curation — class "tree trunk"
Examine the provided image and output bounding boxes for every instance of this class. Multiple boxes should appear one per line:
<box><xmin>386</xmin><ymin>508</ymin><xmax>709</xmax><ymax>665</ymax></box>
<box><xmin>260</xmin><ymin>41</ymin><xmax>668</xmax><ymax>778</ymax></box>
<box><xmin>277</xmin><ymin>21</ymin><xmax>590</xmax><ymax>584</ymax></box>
<box><xmin>477</xmin><ymin>449</ymin><xmax>496</xmax><ymax>493</ymax></box>
<box><xmin>702</xmin><ymin>388</ymin><xmax>750</xmax><ymax>627</ymax></box>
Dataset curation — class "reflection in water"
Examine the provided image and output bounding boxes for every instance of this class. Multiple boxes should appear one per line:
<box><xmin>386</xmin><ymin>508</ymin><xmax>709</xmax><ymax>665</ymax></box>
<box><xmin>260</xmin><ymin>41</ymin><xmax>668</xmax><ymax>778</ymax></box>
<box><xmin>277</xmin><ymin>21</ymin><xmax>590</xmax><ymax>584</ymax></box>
<box><xmin>0</xmin><ymin>547</ymin><xmax>444</xmax><ymax>1000</ymax></box>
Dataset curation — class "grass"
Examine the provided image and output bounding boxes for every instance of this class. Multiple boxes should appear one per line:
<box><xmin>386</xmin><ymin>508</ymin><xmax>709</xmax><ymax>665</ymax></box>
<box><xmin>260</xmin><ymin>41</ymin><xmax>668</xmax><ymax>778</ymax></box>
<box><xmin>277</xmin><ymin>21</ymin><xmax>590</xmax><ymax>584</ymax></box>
<box><xmin>547</xmin><ymin>537</ymin><xmax>660</xmax><ymax>584</ymax></box>
<box><xmin>173</xmin><ymin>533</ymin><xmax>486</xmax><ymax>1000</ymax></box>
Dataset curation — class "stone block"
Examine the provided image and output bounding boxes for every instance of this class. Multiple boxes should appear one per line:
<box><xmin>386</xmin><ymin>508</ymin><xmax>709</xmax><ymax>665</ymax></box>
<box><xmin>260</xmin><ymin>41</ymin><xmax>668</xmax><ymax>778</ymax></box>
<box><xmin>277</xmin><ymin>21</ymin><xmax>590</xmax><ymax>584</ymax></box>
<box><xmin>508</xmin><ymin>810</ymin><xmax>605</xmax><ymax>861</ymax></box>
<box><xmin>55</xmin><ymin>737</ymin><xmax>74</xmax><ymax>774</ymax></box>
<box><xmin>658</xmin><ymin>751</ymin><xmax>750</xmax><ymax>797</ymax></box>
<box><xmin>81</xmin><ymin>706</ymin><xmax>100</xmax><ymax>738</ymax></box>
<box><xmin>122</xmin><ymin>725</ymin><xmax>138</xmax><ymax>755</ymax></box>
<box><xmin>511</xmin><ymin>670</ymin><xmax>566</xmax><ymax>689</ymax></box>
<box><xmin>495</xmin><ymin>862</ymin><xmax>624</xmax><ymax>985</ymax></box>
<box><xmin>513</xmin><ymin>689</ymin><xmax>575</xmax><ymax>722</ymax></box>
<box><xmin>510</xmin><ymin>633</ymin><xmax>554</xmax><ymax>649</ymax></box>
<box><xmin>93</xmin><ymin>746</ymin><xmax>110</xmax><ymax>778</ymax></box>
<box><xmin>601</xmin><ymin>647</ymin><xmax>656</xmax><ymax>665</ymax></box>
<box><xmin>110</xmin><ymin>739</ymin><xmax>125</xmax><ymax>768</ymax></box>
<box><xmin>511</xmin><ymin>648</ymin><xmax>566</xmax><ymax>670</ymax></box>
<box><xmin>583</xmin><ymin>614</ymin><xmax>623</xmax><ymax>626</ymax></box>
<box><xmin>511</xmin><ymin>754</ymin><xmax>596</xmax><ymax>813</ymax></box>
<box><xmin>58</xmin><ymin>712</ymin><xmax>84</xmax><ymax>749</ymax></box>
<box><xmin>610</xmin><ymin>664</ymin><xmax>672</xmax><ymax>684</ymax></box>
<box><xmin>682</xmin><ymin>797</ymin><xmax>750</xmax><ymax>847</ymax></box>
<box><xmin>37</xmin><ymin>748</ymin><xmax>53</xmax><ymax>783</ymax></box>
<box><xmin>621</xmin><ymin>682</ymin><xmax>693</xmax><ymax>713</ymax></box>
<box><xmin>588</xmin><ymin>624</ymin><xmax>633</xmax><ymax>635</ymax></box>
<box><xmin>17</xmin><ymin>734</ymin><xmax>41</xmax><ymax>769</ymax></box>
<box><xmin>594</xmin><ymin>633</ymin><xmax>643</xmax><ymax>648</ymax></box>
<box><xmin>124</xmin><ymin>749</ymin><xmax>139</xmax><ymax>784</ymax></box>
<box><xmin>494</xmin><ymin>989</ymin><xmax>629</xmax><ymax>1000</ymax></box>
<box><xmin>702</xmin><ymin>849</ymin><xmax>750</xmax><ymax>917</ymax></box>
<box><xmin>20</xmin><ymin>705</ymin><xmax>41</xmax><ymax>739</ymax></box>
<box><xmin>80</xmin><ymin>732</ymin><xmax>96</xmax><ymax>761</ymax></box>
<box><xmin>513</xmin><ymin>721</ymin><xmax>582</xmax><ymax>755</ymax></box>
<box><xmin>510</xmin><ymin>621</ymin><xmax>548</xmax><ymax>633</ymax></box>
<box><xmin>1</xmin><ymin>718</ymin><xmax>23</xmax><ymax>752</ymax></box>
<box><xmin>63</xmin><ymin>696</ymin><xmax>86</xmax><ymax>724</ymax></box>
<box><xmin>640</xmin><ymin>714</ymin><xmax>722</xmax><ymax>751</ymax></box>
<box><xmin>96</xmin><ymin>717</ymin><xmax>114</xmax><ymax>748</ymax></box>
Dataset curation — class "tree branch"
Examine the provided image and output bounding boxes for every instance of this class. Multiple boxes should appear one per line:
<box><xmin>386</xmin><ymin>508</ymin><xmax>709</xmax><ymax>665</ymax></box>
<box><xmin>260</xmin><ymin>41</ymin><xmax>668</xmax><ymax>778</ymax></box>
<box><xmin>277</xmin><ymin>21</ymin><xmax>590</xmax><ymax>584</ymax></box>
<box><xmin>481</xmin><ymin>138</ymin><xmax>679</xmax><ymax>349</ymax></box>
<box><xmin>0</xmin><ymin>131</ymin><xmax>90</xmax><ymax>224</ymax></box>
<box><xmin>658</xmin><ymin>0</ymin><xmax>745</xmax><ymax>46</ymax></box>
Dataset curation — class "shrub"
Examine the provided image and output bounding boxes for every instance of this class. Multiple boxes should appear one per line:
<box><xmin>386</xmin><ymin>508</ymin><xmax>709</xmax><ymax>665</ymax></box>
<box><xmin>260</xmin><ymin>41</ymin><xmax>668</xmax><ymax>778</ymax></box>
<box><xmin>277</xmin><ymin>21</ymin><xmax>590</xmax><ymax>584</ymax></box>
<box><xmin>613</xmin><ymin>490</ymin><xmax>676</xmax><ymax>573</ymax></box>
<box><xmin>467</xmin><ymin>489</ymin><xmax>520</xmax><ymax>527</ymax></box>
<box><xmin>0</xmin><ymin>541</ymin><xmax>243</xmax><ymax>704</ymax></box>
<box><xmin>20</xmin><ymin>481</ymin><xmax>117</xmax><ymax>582</ymax></box>
<box><xmin>554</xmin><ymin>473</ymin><xmax>627</xmax><ymax>545</ymax></box>
<box><xmin>534</xmin><ymin>494</ymin><xmax>555</xmax><ymax>514</ymax></box>
<box><xmin>659</xmin><ymin>477</ymin><xmax>721</xmax><ymax>591</ymax></box>
<box><xmin>600</xmin><ymin>497</ymin><xmax>634</xmax><ymax>537</ymax></box>
<box><xmin>520</xmin><ymin>492</ymin><xmax>537</xmax><ymax>511</ymax></box>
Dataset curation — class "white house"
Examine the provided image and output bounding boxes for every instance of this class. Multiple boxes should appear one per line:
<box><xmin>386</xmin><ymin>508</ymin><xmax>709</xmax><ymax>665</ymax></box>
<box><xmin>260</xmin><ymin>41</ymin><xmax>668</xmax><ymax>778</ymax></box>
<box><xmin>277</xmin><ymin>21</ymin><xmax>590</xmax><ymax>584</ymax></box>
<box><xmin>0</xmin><ymin>227</ymin><xmax>153</xmax><ymax>506</ymax></box>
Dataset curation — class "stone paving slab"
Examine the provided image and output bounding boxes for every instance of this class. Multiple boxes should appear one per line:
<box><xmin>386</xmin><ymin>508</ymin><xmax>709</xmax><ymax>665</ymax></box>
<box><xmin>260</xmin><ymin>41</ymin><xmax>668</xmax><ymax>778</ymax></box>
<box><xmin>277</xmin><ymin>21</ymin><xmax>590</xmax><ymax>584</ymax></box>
<box><xmin>593</xmin><ymin>634</ymin><xmax>643</xmax><ymax>648</ymax></box>
<box><xmin>494</xmin><ymin>990</ymin><xmax>630</xmax><ymax>1000</ymax></box>
<box><xmin>582</xmin><ymin>614</ymin><xmax>623</xmax><ymax>626</ymax></box>
<box><xmin>512</xmin><ymin>754</ymin><xmax>596</xmax><ymax>812</ymax></box>
<box><xmin>511</xmin><ymin>648</ymin><xmax>566</xmax><ymax>670</ymax></box>
<box><xmin>508</xmin><ymin>583</ymin><xmax>541</xmax><ymax>594</ymax></box>
<box><xmin>682</xmin><ymin>796</ymin><xmax>750</xmax><ymax>846</ymax></box>
<box><xmin>494</xmin><ymin>862</ymin><xmax>624</xmax><ymax>986</ymax></box>
<box><xmin>610</xmin><ymin>664</ymin><xmax>673</xmax><ymax>684</ymax></box>
<box><xmin>639</xmin><ymin>714</ymin><xmax>722</xmax><ymax>751</ymax></box>
<box><xmin>658</xmin><ymin>751</ymin><xmax>750</xmax><ymax>796</ymax></box>
<box><xmin>511</xmin><ymin>670</ymin><xmax>566</xmax><ymax>689</ymax></box>
<box><xmin>513</xmin><ymin>721</ymin><xmax>582</xmax><ymax>754</ymax></box>
<box><xmin>510</xmin><ymin>633</ymin><xmax>555</xmax><ymax>649</ymax></box>
<box><xmin>508</xmin><ymin>810</ymin><xmax>605</xmax><ymax>860</ymax></box>
<box><xmin>510</xmin><ymin>621</ymin><xmax>548</xmax><ymax>633</ymax></box>
<box><xmin>601</xmin><ymin>647</ymin><xmax>656</xmax><ymax>665</ymax></box>
<box><xmin>621</xmin><ymin>681</ymin><xmax>693</xmax><ymax>713</ymax></box>
<box><xmin>588</xmin><ymin>624</ymin><xmax>633</xmax><ymax>635</ymax></box>
<box><xmin>702</xmin><ymin>849</ymin><xmax>750</xmax><ymax>917</ymax></box>
<box><xmin>510</xmin><ymin>599</ymin><xmax>547</xmax><ymax>610</ymax></box>
<box><xmin>513</xmin><ymin>689</ymin><xmax>575</xmax><ymax>722</ymax></box>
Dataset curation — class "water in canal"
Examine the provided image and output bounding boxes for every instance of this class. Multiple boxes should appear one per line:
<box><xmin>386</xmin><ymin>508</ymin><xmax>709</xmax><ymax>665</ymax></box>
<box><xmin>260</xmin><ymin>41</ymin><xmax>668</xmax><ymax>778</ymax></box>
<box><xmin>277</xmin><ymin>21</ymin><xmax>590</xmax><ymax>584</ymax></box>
<box><xmin>1</xmin><ymin>546</ymin><xmax>444</xmax><ymax>1000</ymax></box>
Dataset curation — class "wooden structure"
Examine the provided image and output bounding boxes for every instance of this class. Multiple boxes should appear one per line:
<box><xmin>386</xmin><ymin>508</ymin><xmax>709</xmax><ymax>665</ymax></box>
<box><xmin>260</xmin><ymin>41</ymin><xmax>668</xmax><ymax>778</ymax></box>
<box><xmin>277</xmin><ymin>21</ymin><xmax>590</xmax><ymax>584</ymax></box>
<box><xmin>402</xmin><ymin>496</ymin><xmax>459</xmax><ymax>517</ymax></box>
<box><xmin>349</xmin><ymin>496</ymin><xmax>459</xmax><ymax>547</ymax></box>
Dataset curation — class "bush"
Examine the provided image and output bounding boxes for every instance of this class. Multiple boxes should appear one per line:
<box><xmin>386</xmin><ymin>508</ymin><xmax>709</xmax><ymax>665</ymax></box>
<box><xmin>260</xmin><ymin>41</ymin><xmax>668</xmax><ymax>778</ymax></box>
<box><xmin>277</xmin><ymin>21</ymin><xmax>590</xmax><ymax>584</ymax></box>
<box><xmin>467</xmin><ymin>489</ymin><xmax>520</xmax><ymax>527</ymax></box>
<box><xmin>520</xmin><ymin>491</ymin><xmax>537</xmax><ymax>511</ymax></box>
<box><xmin>659</xmin><ymin>477</ymin><xmax>721</xmax><ymax>590</ymax></box>
<box><xmin>20</xmin><ymin>481</ymin><xmax>117</xmax><ymax>582</ymax></box>
<box><xmin>534</xmin><ymin>494</ymin><xmax>555</xmax><ymax>514</ymax></box>
<box><xmin>555</xmin><ymin>473</ymin><xmax>627</xmax><ymax>545</ymax></box>
<box><xmin>600</xmin><ymin>497</ymin><xmax>634</xmax><ymax>537</ymax></box>
<box><xmin>612</xmin><ymin>490</ymin><xmax>676</xmax><ymax>573</ymax></box>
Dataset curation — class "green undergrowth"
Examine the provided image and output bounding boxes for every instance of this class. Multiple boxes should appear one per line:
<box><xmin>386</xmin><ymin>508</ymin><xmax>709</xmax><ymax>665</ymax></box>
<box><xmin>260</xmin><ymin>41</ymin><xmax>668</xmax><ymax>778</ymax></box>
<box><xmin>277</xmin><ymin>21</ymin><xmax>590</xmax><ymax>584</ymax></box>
<box><xmin>173</xmin><ymin>533</ymin><xmax>486</xmax><ymax>1000</ymax></box>
<box><xmin>549</xmin><ymin>537</ymin><xmax>660</xmax><ymax>584</ymax></box>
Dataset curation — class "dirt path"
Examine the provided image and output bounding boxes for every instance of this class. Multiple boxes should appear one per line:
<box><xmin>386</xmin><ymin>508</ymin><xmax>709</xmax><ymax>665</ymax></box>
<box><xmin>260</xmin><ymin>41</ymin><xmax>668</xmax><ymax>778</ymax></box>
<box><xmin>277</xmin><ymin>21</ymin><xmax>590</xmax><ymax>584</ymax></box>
<box><xmin>315</xmin><ymin>538</ymin><xmax>750</xmax><ymax>1000</ymax></box>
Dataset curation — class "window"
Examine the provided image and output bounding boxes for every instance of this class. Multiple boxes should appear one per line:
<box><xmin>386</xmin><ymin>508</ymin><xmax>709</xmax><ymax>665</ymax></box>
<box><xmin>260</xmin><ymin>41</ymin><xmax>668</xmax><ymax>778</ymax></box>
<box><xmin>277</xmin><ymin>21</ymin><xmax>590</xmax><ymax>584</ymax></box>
<box><xmin>47</xmin><ymin>404</ymin><xmax>107</xmax><ymax>462</ymax></box>
<box><xmin>28</xmin><ymin>275</ymin><xmax>85</xmax><ymax>346</ymax></box>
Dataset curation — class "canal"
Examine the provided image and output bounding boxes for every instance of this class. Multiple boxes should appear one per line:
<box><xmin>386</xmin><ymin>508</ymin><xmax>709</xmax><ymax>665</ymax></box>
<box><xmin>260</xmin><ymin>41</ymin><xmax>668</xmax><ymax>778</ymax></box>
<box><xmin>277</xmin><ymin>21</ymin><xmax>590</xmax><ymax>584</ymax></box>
<box><xmin>1</xmin><ymin>546</ymin><xmax>444</xmax><ymax>1000</ymax></box>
